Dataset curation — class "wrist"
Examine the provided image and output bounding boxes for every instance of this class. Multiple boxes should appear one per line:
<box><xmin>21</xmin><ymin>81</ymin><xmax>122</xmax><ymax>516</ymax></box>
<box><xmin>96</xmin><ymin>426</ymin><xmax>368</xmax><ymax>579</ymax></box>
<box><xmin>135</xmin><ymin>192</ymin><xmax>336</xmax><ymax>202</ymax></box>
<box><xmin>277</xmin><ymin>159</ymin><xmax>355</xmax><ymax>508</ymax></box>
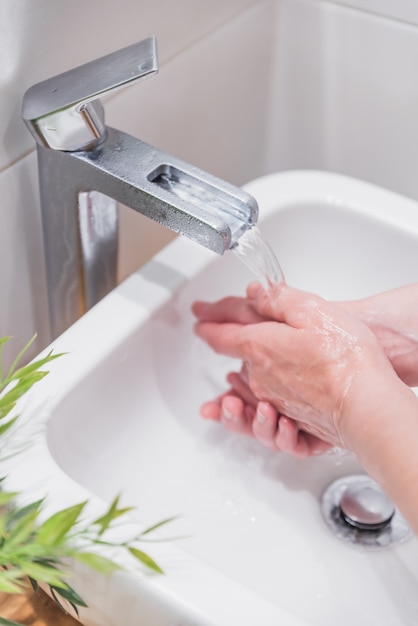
<box><xmin>340</xmin><ymin>367</ymin><xmax>410</xmax><ymax>450</ymax></box>
<box><xmin>339</xmin><ymin>369</ymin><xmax>418</xmax><ymax>532</ymax></box>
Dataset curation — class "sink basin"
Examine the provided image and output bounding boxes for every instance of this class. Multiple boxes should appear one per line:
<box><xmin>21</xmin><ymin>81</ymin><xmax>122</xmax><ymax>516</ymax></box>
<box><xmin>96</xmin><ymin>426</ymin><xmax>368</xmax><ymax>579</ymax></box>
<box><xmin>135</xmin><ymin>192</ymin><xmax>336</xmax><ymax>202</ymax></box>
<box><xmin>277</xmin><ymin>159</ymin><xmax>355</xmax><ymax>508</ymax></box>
<box><xmin>5</xmin><ymin>170</ymin><xmax>418</xmax><ymax>625</ymax></box>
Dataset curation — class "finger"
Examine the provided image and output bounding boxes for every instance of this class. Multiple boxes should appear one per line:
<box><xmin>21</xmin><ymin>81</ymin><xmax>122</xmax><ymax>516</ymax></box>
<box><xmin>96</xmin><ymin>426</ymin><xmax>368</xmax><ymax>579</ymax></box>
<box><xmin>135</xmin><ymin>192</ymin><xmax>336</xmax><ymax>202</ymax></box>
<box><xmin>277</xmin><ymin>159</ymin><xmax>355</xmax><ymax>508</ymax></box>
<box><xmin>192</xmin><ymin>297</ymin><xmax>266</xmax><ymax>324</ymax></box>
<box><xmin>220</xmin><ymin>395</ymin><xmax>255</xmax><ymax>436</ymax></box>
<box><xmin>278</xmin><ymin>417</ymin><xmax>319</xmax><ymax>458</ymax></box>
<box><xmin>194</xmin><ymin>321</ymin><xmax>246</xmax><ymax>359</ymax></box>
<box><xmin>200</xmin><ymin>401</ymin><xmax>223</xmax><ymax>421</ymax></box>
<box><xmin>226</xmin><ymin>371</ymin><xmax>258</xmax><ymax>407</ymax></box>
<box><xmin>200</xmin><ymin>387</ymin><xmax>241</xmax><ymax>422</ymax></box>
<box><xmin>277</xmin><ymin>417</ymin><xmax>333</xmax><ymax>458</ymax></box>
<box><xmin>252</xmin><ymin>401</ymin><xmax>280</xmax><ymax>449</ymax></box>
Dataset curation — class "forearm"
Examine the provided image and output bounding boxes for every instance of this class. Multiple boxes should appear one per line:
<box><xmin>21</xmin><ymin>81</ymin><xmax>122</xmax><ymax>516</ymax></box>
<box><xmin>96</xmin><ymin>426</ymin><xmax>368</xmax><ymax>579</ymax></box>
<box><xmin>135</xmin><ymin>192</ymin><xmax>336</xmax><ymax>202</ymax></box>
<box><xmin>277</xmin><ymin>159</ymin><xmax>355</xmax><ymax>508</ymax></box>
<box><xmin>342</xmin><ymin>371</ymin><xmax>418</xmax><ymax>534</ymax></box>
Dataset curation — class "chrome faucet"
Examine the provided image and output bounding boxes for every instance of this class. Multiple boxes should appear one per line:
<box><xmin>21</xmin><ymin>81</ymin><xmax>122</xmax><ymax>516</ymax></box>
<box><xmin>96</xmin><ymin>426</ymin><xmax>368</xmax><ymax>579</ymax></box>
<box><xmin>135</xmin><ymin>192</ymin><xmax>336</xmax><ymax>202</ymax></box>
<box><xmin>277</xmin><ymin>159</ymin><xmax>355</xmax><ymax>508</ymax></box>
<box><xmin>22</xmin><ymin>37</ymin><xmax>258</xmax><ymax>339</ymax></box>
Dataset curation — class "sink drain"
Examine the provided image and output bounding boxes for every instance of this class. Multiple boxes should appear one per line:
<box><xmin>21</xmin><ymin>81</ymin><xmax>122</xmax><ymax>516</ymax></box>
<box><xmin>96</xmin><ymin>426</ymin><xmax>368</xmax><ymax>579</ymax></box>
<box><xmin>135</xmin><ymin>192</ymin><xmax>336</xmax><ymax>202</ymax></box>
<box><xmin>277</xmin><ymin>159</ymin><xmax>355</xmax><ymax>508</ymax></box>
<box><xmin>321</xmin><ymin>474</ymin><xmax>411</xmax><ymax>548</ymax></box>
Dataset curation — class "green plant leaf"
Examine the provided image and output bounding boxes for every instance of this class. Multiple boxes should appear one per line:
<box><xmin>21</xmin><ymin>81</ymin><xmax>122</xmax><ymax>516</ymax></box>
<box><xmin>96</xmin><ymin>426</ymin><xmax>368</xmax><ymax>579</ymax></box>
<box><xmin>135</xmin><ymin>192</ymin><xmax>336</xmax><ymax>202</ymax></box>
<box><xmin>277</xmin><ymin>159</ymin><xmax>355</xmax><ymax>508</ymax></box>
<box><xmin>0</xmin><ymin>617</ymin><xmax>25</xmax><ymax>626</ymax></box>
<box><xmin>0</xmin><ymin>372</ymin><xmax>49</xmax><ymax>419</ymax></box>
<box><xmin>49</xmin><ymin>586</ymin><xmax>73</xmax><ymax>616</ymax></box>
<box><xmin>0</xmin><ymin>336</ymin><xmax>12</xmax><ymax>384</ymax></box>
<box><xmin>36</xmin><ymin>502</ymin><xmax>87</xmax><ymax>547</ymax></box>
<box><xmin>0</xmin><ymin>491</ymin><xmax>19</xmax><ymax>506</ymax></box>
<box><xmin>50</xmin><ymin>583</ymin><xmax>88</xmax><ymax>608</ymax></box>
<box><xmin>14</xmin><ymin>560</ymin><xmax>67</xmax><ymax>588</ymax></box>
<box><xmin>0</xmin><ymin>569</ymin><xmax>25</xmax><ymax>594</ymax></box>
<box><xmin>6</xmin><ymin>498</ymin><xmax>44</xmax><ymax>528</ymax></box>
<box><xmin>0</xmin><ymin>416</ymin><xmax>18</xmax><ymax>437</ymax></box>
<box><xmin>6</xmin><ymin>508</ymin><xmax>40</xmax><ymax>547</ymax></box>
<box><xmin>128</xmin><ymin>547</ymin><xmax>164</xmax><ymax>574</ymax></box>
<box><xmin>92</xmin><ymin>494</ymin><xmax>134</xmax><ymax>536</ymax></box>
<box><xmin>8</xmin><ymin>352</ymin><xmax>63</xmax><ymax>385</ymax></box>
<box><xmin>73</xmin><ymin>551</ymin><xmax>122</xmax><ymax>575</ymax></box>
<box><xmin>139</xmin><ymin>516</ymin><xmax>179</xmax><ymax>537</ymax></box>
<box><xmin>4</xmin><ymin>335</ymin><xmax>37</xmax><ymax>385</ymax></box>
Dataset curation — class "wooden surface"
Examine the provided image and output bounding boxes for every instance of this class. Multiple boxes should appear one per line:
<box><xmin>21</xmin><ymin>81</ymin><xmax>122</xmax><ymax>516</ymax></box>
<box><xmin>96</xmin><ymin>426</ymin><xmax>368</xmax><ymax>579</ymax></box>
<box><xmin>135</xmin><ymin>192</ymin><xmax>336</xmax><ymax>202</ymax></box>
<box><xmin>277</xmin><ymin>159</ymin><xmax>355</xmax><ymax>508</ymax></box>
<box><xmin>0</xmin><ymin>590</ymin><xmax>81</xmax><ymax>625</ymax></box>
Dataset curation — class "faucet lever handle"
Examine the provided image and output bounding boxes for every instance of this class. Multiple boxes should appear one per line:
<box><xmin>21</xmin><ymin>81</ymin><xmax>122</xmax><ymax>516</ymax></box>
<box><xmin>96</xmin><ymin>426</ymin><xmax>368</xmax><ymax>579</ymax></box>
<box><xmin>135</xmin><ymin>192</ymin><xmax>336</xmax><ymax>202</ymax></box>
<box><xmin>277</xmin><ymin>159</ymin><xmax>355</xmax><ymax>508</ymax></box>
<box><xmin>22</xmin><ymin>36</ymin><xmax>158</xmax><ymax>152</ymax></box>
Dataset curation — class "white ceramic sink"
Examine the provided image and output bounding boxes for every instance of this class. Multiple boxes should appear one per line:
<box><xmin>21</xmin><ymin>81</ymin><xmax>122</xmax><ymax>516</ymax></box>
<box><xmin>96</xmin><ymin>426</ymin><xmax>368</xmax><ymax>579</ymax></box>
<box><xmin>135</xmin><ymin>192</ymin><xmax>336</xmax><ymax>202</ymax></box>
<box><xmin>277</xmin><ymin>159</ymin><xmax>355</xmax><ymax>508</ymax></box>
<box><xmin>6</xmin><ymin>171</ymin><xmax>418</xmax><ymax>625</ymax></box>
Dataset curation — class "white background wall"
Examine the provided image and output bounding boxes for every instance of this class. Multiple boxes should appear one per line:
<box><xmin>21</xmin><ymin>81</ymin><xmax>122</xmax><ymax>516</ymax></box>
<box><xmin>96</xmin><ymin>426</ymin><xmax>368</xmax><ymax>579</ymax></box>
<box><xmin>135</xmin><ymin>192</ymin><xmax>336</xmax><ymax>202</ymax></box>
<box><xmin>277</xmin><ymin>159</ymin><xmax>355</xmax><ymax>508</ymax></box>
<box><xmin>1</xmin><ymin>0</ymin><xmax>418</xmax><ymax>365</ymax></box>
<box><xmin>267</xmin><ymin>0</ymin><xmax>418</xmax><ymax>198</ymax></box>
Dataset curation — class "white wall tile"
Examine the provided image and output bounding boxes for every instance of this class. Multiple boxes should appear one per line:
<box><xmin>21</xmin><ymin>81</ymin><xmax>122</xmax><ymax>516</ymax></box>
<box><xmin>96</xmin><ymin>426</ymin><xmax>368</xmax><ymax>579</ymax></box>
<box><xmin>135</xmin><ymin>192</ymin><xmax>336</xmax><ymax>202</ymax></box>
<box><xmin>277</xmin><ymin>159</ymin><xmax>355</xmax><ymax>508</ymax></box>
<box><xmin>0</xmin><ymin>0</ymin><xmax>258</xmax><ymax>172</ymax></box>
<box><xmin>105</xmin><ymin>1</ymin><xmax>274</xmax><ymax>185</ymax></box>
<box><xmin>0</xmin><ymin>153</ymin><xmax>49</xmax><ymax>363</ymax></box>
<box><xmin>266</xmin><ymin>0</ymin><xmax>418</xmax><ymax>202</ymax></box>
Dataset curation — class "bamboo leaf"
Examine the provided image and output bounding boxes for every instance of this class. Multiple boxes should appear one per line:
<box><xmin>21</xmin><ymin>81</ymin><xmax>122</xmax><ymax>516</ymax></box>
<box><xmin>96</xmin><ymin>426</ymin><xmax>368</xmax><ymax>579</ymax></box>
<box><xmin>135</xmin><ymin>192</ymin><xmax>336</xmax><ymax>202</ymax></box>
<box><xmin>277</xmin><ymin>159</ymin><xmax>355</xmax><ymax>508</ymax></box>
<box><xmin>6</xmin><ymin>499</ymin><xmax>44</xmax><ymax>528</ymax></box>
<box><xmin>0</xmin><ymin>337</ymin><xmax>11</xmax><ymax>383</ymax></box>
<box><xmin>15</xmin><ymin>560</ymin><xmax>67</xmax><ymax>587</ymax></box>
<box><xmin>4</xmin><ymin>335</ymin><xmax>37</xmax><ymax>385</ymax></box>
<box><xmin>50</xmin><ymin>583</ymin><xmax>88</xmax><ymax>608</ymax></box>
<box><xmin>0</xmin><ymin>569</ymin><xmax>25</xmax><ymax>594</ymax></box>
<box><xmin>73</xmin><ymin>551</ymin><xmax>122</xmax><ymax>575</ymax></box>
<box><xmin>139</xmin><ymin>516</ymin><xmax>178</xmax><ymax>537</ymax></box>
<box><xmin>36</xmin><ymin>502</ymin><xmax>87</xmax><ymax>546</ymax></box>
<box><xmin>0</xmin><ymin>416</ymin><xmax>18</xmax><ymax>437</ymax></box>
<box><xmin>9</xmin><ymin>352</ymin><xmax>64</xmax><ymax>385</ymax></box>
<box><xmin>6</xmin><ymin>509</ymin><xmax>40</xmax><ymax>547</ymax></box>
<box><xmin>0</xmin><ymin>617</ymin><xmax>25</xmax><ymax>626</ymax></box>
<box><xmin>92</xmin><ymin>494</ymin><xmax>134</xmax><ymax>536</ymax></box>
<box><xmin>0</xmin><ymin>491</ymin><xmax>19</xmax><ymax>506</ymax></box>
<box><xmin>49</xmin><ymin>586</ymin><xmax>71</xmax><ymax>616</ymax></box>
<box><xmin>0</xmin><ymin>372</ymin><xmax>49</xmax><ymax>418</ymax></box>
<box><xmin>128</xmin><ymin>547</ymin><xmax>164</xmax><ymax>574</ymax></box>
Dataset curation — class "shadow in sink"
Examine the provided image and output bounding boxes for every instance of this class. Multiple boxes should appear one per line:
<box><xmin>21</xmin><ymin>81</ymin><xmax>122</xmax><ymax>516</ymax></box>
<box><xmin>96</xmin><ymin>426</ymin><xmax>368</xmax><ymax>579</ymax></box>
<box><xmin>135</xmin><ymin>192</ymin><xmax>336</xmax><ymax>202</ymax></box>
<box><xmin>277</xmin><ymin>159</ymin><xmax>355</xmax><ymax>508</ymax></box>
<box><xmin>46</xmin><ymin>172</ymin><xmax>418</xmax><ymax>626</ymax></box>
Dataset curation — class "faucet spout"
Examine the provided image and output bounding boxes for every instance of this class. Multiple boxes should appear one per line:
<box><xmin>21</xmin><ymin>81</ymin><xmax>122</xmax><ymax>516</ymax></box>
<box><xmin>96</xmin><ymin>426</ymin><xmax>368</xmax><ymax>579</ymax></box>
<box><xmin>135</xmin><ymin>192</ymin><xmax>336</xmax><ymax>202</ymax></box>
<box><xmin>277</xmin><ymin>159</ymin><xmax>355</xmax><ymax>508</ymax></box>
<box><xmin>72</xmin><ymin>127</ymin><xmax>258</xmax><ymax>254</ymax></box>
<box><xmin>23</xmin><ymin>37</ymin><xmax>259</xmax><ymax>339</ymax></box>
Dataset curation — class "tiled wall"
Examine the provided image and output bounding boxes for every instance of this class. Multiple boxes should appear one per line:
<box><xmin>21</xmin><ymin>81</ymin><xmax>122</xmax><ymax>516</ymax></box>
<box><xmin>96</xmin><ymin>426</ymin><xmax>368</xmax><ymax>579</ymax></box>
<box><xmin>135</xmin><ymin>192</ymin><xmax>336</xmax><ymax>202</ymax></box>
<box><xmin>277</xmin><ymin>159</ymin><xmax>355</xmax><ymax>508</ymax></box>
<box><xmin>266</xmin><ymin>0</ymin><xmax>418</xmax><ymax>201</ymax></box>
<box><xmin>0</xmin><ymin>0</ymin><xmax>274</xmax><ymax>365</ymax></box>
<box><xmin>2</xmin><ymin>0</ymin><xmax>418</xmax><ymax>366</ymax></box>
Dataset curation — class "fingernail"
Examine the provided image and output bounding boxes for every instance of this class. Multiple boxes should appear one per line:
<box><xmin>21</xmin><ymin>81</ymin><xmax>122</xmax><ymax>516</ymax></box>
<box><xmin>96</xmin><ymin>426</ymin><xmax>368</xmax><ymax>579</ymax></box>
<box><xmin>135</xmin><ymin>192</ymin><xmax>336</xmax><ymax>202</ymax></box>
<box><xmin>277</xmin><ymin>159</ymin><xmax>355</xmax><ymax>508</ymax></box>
<box><xmin>223</xmin><ymin>407</ymin><xmax>234</xmax><ymax>420</ymax></box>
<box><xmin>256</xmin><ymin>406</ymin><xmax>267</xmax><ymax>424</ymax></box>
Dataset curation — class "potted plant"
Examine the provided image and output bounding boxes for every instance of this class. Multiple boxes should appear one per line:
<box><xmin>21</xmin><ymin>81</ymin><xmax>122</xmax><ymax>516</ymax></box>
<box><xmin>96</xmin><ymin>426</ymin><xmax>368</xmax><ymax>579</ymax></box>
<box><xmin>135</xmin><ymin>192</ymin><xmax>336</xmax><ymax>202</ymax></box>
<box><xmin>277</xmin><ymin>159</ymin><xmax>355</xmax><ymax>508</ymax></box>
<box><xmin>0</xmin><ymin>336</ymin><xmax>173</xmax><ymax>626</ymax></box>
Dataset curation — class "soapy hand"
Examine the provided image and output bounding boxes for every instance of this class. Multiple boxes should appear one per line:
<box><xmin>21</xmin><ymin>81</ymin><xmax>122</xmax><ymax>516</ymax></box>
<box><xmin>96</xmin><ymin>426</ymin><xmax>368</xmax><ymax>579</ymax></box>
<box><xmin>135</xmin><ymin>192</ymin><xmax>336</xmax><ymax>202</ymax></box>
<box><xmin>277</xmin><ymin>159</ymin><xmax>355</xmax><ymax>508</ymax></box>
<box><xmin>193</xmin><ymin>295</ymin><xmax>332</xmax><ymax>456</ymax></box>
<box><xmin>193</xmin><ymin>283</ymin><xmax>396</xmax><ymax>450</ymax></box>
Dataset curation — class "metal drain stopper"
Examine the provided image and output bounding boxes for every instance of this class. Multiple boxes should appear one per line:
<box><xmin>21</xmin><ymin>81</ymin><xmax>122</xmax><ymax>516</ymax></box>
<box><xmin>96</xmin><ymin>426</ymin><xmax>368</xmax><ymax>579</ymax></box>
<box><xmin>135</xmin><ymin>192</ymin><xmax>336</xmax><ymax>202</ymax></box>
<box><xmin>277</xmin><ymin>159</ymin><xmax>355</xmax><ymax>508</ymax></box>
<box><xmin>321</xmin><ymin>474</ymin><xmax>411</xmax><ymax>548</ymax></box>
<box><xmin>340</xmin><ymin>483</ymin><xmax>395</xmax><ymax>531</ymax></box>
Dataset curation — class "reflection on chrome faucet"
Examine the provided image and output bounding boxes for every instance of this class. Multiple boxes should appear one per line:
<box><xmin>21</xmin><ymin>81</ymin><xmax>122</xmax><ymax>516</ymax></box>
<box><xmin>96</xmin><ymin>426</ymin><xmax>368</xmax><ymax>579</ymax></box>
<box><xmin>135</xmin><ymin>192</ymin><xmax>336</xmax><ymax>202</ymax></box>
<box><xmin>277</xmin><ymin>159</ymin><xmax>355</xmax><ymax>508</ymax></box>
<box><xmin>22</xmin><ymin>37</ymin><xmax>258</xmax><ymax>339</ymax></box>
